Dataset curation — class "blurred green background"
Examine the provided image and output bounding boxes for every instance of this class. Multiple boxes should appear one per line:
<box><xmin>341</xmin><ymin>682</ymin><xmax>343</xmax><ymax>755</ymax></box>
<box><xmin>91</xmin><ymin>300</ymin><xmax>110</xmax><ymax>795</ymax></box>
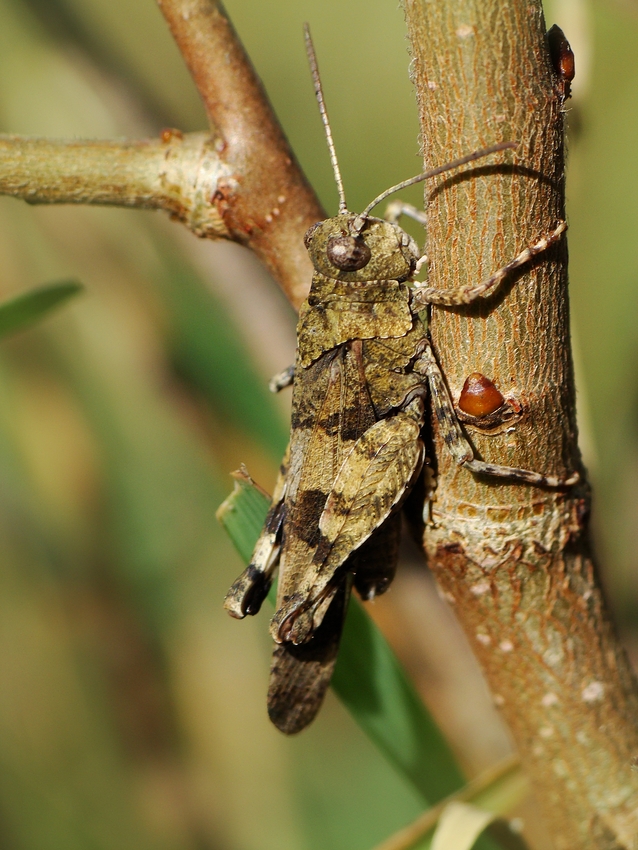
<box><xmin>0</xmin><ymin>0</ymin><xmax>635</xmax><ymax>848</ymax></box>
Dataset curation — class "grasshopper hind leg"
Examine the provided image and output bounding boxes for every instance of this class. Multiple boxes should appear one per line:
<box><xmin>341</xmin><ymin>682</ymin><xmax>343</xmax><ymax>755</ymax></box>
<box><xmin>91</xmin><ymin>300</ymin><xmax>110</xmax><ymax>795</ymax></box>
<box><xmin>224</xmin><ymin>448</ymin><xmax>290</xmax><ymax>618</ymax></box>
<box><xmin>224</xmin><ymin>494</ymin><xmax>285</xmax><ymax>618</ymax></box>
<box><xmin>267</xmin><ymin>578</ymin><xmax>351</xmax><ymax>734</ymax></box>
<box><xmin>352</xmin><ymin>511</ymin><xmax>401</xmax><ymax>601</ymax></box>
<box><xmin>414</xmin><ymin>344</ymin><xmax>579</xmax><ymax>487</ymax></box>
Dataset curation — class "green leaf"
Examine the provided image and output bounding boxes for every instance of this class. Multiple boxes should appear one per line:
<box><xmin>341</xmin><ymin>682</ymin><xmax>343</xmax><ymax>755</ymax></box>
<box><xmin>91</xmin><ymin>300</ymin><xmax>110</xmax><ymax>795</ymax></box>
<box><xmin>0</xmin><ymin>280</ymin><xmax>82</xmax><ymax>340</ymax></box>
<box><xmin>216</xmin><ymin>467</ymin><xmax>274</xmax><ymax>567</ymax></box>
<box><xmin>217</xmin><ymin>473</ymin><xmax>465</xmax><ymax>803</ymax></box>
<box><xmin>333</xmin><ymin>599</ymin><xmax>463</xmax><ymax>800</ymax></box>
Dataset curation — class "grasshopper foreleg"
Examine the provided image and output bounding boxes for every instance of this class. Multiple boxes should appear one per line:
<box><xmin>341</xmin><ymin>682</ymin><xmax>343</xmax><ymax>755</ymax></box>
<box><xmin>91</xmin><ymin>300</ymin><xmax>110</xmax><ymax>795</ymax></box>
<box><xmin>384</xmin><ymin>201</ymin><xmax>429</xmax><ymax>274</ymax></box>
<box><xmin>384</xmin><ymin>200</ymin><xmax>428</xmax><ymax>227</ymax></box>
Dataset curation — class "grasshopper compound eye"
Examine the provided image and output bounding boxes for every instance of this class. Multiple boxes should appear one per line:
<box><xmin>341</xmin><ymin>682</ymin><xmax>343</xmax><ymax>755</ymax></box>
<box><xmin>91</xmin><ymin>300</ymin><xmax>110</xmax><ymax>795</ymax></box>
<box><xmin>326</xmin><ymin>235</ymin><xmax>371</xmax><ymax>271</ymax></box>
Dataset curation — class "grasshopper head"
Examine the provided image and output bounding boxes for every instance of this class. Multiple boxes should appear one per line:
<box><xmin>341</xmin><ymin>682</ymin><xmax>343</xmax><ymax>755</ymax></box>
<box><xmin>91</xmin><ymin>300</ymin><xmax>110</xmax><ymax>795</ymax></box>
<box><xmin>304</xmin><ymin>214</ymin><xmax>419</xmax><ymax>283</ymax></box>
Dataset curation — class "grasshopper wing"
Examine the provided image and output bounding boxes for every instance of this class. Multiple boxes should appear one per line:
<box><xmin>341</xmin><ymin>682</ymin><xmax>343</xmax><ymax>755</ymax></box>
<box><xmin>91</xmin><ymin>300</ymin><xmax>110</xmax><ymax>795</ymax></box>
<box><xmin>267</xmin><ymin>514</ymin><xmax>402</xmax><ymax>734</ymax></box>
<box><xmin>275</xmin><ymin>407</ymin><xmax>424</xmax><ymax>646</ymax></box>
<box><xmin>318</xmin><ymin>408</ymin><xmax>423</xmax><ymax>557</ymax></box>
<box><xmin>267</xmin><ymin>579</ymin><xmax>350</xmax><ymax>734</ymax></box>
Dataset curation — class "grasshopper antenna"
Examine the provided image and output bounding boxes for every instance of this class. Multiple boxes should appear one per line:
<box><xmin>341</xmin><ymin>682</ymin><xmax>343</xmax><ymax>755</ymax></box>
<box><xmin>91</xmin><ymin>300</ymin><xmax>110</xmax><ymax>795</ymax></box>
<box><xmin>356</xmin><ymin>141</ymin><xmax>518</xmax><ymax>226</ymax></box>
<box><xmin>304</xmin><ymin>24</ymin><xmax>348</xmax><ymax>214</ymax></box>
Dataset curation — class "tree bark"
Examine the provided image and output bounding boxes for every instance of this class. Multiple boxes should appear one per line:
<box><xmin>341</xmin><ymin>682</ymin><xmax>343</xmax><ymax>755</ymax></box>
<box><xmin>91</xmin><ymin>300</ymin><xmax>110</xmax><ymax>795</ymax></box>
<box><xmin>0</xmin><ymin>132</ymin><xmax>232</xmax><ymax>238</ymax></box>
<box><xmin>403</xmin><ymin>0</ymin><xmax>638</xmax><ymax>846</ymax></box>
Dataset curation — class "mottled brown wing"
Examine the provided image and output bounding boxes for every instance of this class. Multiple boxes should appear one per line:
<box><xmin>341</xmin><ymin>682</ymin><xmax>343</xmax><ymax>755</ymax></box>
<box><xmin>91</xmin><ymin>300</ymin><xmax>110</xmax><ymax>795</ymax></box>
<box><xmin>266</xmin><ymin>341</ymin><xmax>381</xmax><ymax>732</ymax></box>
<box><xmin>266</xmin><ymin>516</ymin><xmax>402</xmax><ymax>734</ymax></box>
<box><xmin>267</xmin><ymin>579</ymin><xmax>350</xmax><ymax>735</ymax></box>
<box><xmin>270</xmin><ymin>341</ymin><xmax>377</xmax><ymax>643</ymax></box>
<box><xmin>319</xmin><ymin>411</ymin><xmax>422</xmax><ymax>539</ymax></box>
<box><xmin>292</xmin><ymin>411</ymin><xmax>424</xmax><ymax>609</ymax></box>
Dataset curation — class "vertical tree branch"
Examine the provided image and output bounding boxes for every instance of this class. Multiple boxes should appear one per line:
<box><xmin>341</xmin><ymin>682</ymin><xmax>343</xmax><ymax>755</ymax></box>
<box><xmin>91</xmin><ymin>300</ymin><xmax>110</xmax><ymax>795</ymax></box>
<box><xmin>156</xmin><ymin>0</ymin><xmax>323</xmax><ymax>308</ymax></box>
<box><xmin>403</xmin><ymin>0</ymin><xmax>638</xmax><ymax>846</ymax></box>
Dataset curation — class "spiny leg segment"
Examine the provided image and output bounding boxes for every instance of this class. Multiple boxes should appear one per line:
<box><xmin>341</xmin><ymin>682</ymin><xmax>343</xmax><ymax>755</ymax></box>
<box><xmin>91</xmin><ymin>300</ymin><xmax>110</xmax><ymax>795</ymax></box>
<box><xmin>224</xmin><ymin>446</ymin><xmax>291</xmax><ymax>618</ymax></box>
<box><xmin>384</xmin><ymin>200</ymin><xmax>428</xmax><ymax>227</ymax></box>
<box><xmin>413</xmin><ymin>343</ymin><xmax>578</xmax><ymax>488</ymax></box>
<box><xmin>411</xmin><ymin>221</ymin><xmax>567</xmax><ymax>310</ymax></box>
<box><xmin>269</xmin><ymin>365</ymin><xmax>295</xmax><ymax>393</ymax></box>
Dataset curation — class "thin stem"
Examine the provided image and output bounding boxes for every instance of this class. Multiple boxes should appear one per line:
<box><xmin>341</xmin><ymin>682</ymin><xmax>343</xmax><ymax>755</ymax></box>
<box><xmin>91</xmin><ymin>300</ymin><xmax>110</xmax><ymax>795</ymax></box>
<box><xmin>372</xmin><ymin>755</ymin><xmax>526</xmax><ymax>850</ymax></box>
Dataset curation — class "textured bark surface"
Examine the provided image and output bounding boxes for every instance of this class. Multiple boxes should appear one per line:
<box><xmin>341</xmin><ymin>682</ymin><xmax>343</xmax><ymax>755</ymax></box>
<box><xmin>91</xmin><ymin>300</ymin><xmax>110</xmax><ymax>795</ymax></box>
<box><xmin>403</xmin><ymin>0</ymin><xmax>638</xmax><ymax>846</ymax></box>
<box><xmin>0</xmin><ymin>132</ymin><xmax>232</xmax><ymax>238</ymax></box>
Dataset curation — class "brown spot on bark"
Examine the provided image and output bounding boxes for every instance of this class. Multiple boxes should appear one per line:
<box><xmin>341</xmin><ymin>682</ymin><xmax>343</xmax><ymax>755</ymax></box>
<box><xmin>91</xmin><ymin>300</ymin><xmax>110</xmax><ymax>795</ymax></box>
<box><xmin>458</xmin><ymin>373</ymin><xmax>505</xmax><ymax>417</ymax></box>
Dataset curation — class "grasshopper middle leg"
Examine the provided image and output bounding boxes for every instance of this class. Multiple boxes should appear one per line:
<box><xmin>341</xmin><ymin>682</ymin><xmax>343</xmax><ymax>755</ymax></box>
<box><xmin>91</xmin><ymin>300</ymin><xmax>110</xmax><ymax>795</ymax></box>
<box><xmin>269</xmin><ymin>365</ymin><xmax>295</xmax><ymax>393</ymax></box>
<box><xmin>414</xmin><ymin>343</ymin><xmax>578</xmax><ymax>488</ymax></box>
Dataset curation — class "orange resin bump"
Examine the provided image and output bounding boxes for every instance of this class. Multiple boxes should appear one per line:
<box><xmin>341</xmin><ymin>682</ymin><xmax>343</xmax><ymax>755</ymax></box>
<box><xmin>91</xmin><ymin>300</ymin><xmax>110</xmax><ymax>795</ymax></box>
<box><xmin>458</xmin><ymin>373</ymin><xmax>505</xmax><ymax>417</ymax></box>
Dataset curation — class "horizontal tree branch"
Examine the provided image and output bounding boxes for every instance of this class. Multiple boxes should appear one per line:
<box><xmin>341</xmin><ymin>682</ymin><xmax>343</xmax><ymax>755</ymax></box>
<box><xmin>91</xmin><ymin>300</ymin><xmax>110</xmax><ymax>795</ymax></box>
<box><xmin>0</xmin><ymin>132</ymin><xmax>231</xmax><ymax>238</ymax></box>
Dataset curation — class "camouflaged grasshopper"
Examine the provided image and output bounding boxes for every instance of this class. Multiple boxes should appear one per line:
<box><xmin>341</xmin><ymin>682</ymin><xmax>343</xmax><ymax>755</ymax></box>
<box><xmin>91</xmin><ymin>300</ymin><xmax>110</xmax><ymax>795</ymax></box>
<box><xmin>224</xmin><ymin>27</ymin><xmax>576</xmax><ymax>734</ymax></box>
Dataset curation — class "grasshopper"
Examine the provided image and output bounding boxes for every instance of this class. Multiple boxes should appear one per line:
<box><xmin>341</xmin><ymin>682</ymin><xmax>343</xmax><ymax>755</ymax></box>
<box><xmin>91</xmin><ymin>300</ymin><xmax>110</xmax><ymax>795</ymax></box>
<box><xmin>224</xmin><ymin>27</ymin><xmax>576</xmax><ymax>734</ymax></box>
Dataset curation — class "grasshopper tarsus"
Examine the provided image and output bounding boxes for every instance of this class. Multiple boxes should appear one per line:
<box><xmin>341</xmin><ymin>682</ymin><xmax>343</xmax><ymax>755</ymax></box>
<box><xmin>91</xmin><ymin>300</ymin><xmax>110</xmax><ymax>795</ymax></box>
<box><xmin>269</xmin><ymin>365</ymin><xmax>295</xmax><ymax>393</ymax></box>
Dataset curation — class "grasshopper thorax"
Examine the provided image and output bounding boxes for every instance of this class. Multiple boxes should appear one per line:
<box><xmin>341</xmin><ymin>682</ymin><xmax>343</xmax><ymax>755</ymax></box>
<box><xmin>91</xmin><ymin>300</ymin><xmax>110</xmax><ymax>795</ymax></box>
<box><xmin>304</xmin><ymin>214</ymin><xmax>420</xmax><ymax>283</ymax></box>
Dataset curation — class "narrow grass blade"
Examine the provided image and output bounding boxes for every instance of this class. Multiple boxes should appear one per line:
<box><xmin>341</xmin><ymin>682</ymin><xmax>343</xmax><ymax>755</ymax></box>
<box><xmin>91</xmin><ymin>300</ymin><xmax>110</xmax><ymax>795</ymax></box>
<box><xmin>431</xmin><ymin>802</ymin><xmax>496</xmax><ymax>850</ymax></box>
<box><xmin>373</xmin><ymin>755</ymin><xmax>529</xmax><ymax>850</ymax></box>
<box><xmin>0</xmin><ymin>281</ymin><xmax>82</xmax><ymax>340</ymax></box>
<box><xmin>216</xmin><ymin>467</ymin><xmax>273</xmax><ymax>565</ymax></box>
